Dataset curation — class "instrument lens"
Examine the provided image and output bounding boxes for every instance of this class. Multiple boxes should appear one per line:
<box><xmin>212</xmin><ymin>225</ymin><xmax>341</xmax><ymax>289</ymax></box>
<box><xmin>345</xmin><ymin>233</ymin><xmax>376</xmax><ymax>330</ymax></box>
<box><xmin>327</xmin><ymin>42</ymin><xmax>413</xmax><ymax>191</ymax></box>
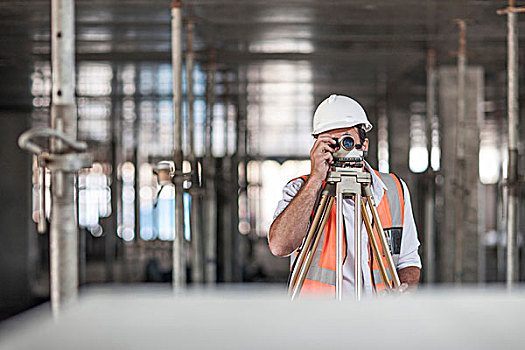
<box><xmin>341</xmin><ymin>136</ymin><xmax>354</xmax><ymax>150</ymax></box>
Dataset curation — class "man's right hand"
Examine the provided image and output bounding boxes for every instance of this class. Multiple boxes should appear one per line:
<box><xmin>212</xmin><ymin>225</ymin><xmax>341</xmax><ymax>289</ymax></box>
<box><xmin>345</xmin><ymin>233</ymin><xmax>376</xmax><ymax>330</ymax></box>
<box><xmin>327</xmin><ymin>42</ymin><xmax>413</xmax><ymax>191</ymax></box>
<box><xmin>309</xmin><ymin>135</ymin><xmax>336</xmax><ymax>185</ymax></box>
<box><xmin>269</xmin><ymin>135</ymin><xmax>335</xmax><ymax>257</ymax></box>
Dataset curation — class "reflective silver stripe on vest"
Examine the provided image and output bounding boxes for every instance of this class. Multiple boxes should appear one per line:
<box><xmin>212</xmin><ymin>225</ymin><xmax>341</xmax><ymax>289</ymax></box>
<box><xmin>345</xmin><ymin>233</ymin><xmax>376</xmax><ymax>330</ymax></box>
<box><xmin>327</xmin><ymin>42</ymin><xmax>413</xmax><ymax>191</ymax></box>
<box><xmin>378</xmin><ymin>172</ymin><xmax>403</xmax><ymax>267</ymax></box>
<box><xmin>378</xmin><ymin>172</ymin><xmax>402</xmax><ymax>227</ymax></box>
<box><xmin>393</xmin><ymin>255</ymin><xmax>399</xmax><ymax>266</ymax></box>
<box><xmin>289</xmin><ymin>215</ymin><xmax>336</xmax><ymax>286</ymax></box>
<box><xmin>305</xmin><ymin>225</ymin><xmax>336</xmax><ymax>285</ymax></box>
<box><xmin>373</xmin><ymin>267</ymin><xmax>392</xmax><ymax>285</ymax></box>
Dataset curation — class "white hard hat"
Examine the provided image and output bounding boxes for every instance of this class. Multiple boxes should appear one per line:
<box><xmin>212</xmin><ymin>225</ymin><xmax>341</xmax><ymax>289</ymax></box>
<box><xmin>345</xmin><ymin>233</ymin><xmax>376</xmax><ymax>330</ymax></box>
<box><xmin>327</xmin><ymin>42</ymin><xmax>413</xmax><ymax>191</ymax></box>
<box><xmin>312</xmin><ymin>94</ymin><xmax>372</xmax><ymax>135</ymax></box>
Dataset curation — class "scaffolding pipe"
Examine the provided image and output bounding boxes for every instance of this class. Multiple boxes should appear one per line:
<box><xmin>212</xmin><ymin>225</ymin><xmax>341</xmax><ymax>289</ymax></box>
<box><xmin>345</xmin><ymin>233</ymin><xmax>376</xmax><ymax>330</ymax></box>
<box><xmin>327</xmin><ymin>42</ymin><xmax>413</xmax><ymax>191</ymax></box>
<box><xmin>204</xmin><ymin>162</ymin><xmax>217</xmax><ymax>284</ymax></box>
<box><xmin>233</xmin><ymin>66</ymin><xmax>248</xmax><ymax>282</ymax></box>
<box><xmin>49</xmin><ymin>0</ymin><xmax>78</xmax><ymax>317</ymax></box>
<box><xmin>105</xmin><ymin>67</ymin><xmax>120</xmax><ymax>283</ymax></box>
<box><xmin>506</xmin><ymin>1</ymin><xmax>519</xmax><ymax>287</ymax></box>
<box><xmin>186</xmin><ymin>20</ymin><xmax>204</xmax><ymax>284</ymax></box>
<box><xmin>425</xmin><ymin>48</ymin><xmax>436</xmax><ymax>283</ymax></box>
<box><xmin>222</xmin><ymin>157</ymin><xmax>234</xmax><ymax>282</ymax></box>
<box><xmin>171</xmin><ymin>0</ymin><xmax>186</xmax><ymax>290</ymax></box>
<box><xmin>376</xmin><ymin>70</ymin><xmax>388</xmax><ymax>173</ymax></box>
<box><xmin>186</xmin><ymin>21</ymin><xmax>195</xmax><ymax>155</ymax></box>
<box><xmin>204</xmin><ymin>52</ymin><xmax>217</xmax><ymax>283</ymax></box>
<box><xmin>454</xmin><ymin>20</ymin><xmax>467</xmax><ymax>283</ymax></box>
<box><xmin>205</xmin><ymin>50</ymin><xmax>216</xmax><ymax>153</ymax></box>
<box><xmin>222</xmin><ymin>80</ymin><xmax>233</xmax><ymax>282</ymax></box>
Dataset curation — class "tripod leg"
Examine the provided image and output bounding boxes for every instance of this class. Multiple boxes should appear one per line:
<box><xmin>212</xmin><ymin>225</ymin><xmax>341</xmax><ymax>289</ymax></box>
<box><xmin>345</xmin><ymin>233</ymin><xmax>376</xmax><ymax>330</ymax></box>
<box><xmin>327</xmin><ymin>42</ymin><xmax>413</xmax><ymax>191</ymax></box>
<box><xmin>353</xmin><ymin>193</ymin><xmax>362</xmax><ymax>301</ymax></box>
<box><xmin>288</xmin><ymin>194</ymin><xmax>329</xmax><ymax>296</ymax></box>
<box><xmin>366</xmin><ymin>197</ymin><xmax>401</xmax><ymax>289</ymax></box>
<box><xmin>361</xmin><ymin>199</ymin><xmax>392</xmax><ymax>290</ymax></box>
<box><xmin>291</xmin><ymin>197</ymin><xmax>335</xmax><ymax>300</ymax></box>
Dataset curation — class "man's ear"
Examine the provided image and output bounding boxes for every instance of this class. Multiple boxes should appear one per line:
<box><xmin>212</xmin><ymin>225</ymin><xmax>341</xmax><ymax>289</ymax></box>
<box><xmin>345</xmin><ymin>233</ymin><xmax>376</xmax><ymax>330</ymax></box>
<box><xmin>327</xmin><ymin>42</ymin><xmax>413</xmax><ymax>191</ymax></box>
<box><xmin>362</xmin><ymin>138</ymin><xmax>369</xmax><ymax>152</ymax></box>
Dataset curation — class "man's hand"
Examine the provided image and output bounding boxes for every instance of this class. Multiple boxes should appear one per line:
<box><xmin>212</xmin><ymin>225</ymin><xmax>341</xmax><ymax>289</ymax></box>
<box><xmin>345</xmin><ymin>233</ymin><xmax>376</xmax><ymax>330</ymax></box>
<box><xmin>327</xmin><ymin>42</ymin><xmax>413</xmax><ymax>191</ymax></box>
<box><xmin>378</xmin><ymin>268</ymin><xmax>420</xmax><ymax>296</ymax></box>
<box><xmin>397</xmin><ymin>266</ymin><xmax>420</xmax><ymax>293</ymax></box>
<box><xmin>268</xmin><ymin>136</ymin><xmax>336</xmax><ymax>257</ymax></box>
<box><xmin>309</xmin><ymin>135</ymin><xmax>336</xmax><ymax>185</ymax></box>
<box><xmin>397</xmin><ymin>283</ymin><xmax>409</xmax><ymax>293</ymax></box>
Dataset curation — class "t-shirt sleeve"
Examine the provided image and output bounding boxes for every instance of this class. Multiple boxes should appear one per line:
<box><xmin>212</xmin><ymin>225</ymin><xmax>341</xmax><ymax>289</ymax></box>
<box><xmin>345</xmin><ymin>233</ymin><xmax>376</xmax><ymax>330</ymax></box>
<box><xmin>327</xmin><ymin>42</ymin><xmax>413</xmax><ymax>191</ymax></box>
<box><xmin>272</xmin><ymin>178</ymin><xmax>306</xmax><ymax>221</ymax></box>
<box><xmin>396</xmin><ymin>179</ymin><xmax>422</xmax><ymax>270</ymax></box>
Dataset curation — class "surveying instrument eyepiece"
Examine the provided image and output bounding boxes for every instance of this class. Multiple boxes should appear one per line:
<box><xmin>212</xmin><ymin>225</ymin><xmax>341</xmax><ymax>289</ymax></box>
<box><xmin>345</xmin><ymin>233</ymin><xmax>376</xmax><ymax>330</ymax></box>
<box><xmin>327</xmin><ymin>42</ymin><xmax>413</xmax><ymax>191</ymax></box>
<box><xmin>287</xmin><ymin>149</ymin><xmax>401</xmax><ymax>301</ymax></box>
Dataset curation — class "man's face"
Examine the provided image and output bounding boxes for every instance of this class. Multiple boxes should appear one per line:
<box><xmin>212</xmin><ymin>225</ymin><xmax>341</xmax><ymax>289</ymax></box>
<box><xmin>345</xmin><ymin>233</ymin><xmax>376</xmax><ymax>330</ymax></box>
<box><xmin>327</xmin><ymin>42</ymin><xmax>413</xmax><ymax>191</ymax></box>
<box><xmin>318</xmin><ymin>126</ymin><xmax>369</xmax><ymax>152</ymax></box>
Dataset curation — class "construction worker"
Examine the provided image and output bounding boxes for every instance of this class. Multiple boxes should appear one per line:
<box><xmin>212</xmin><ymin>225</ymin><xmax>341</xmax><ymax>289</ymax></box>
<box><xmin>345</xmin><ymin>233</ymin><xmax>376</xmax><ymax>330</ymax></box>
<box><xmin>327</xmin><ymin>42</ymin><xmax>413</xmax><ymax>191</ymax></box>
<box><xmin>268</xmin><ymin>94</ymin><xmax>421</xmax><ymax>296</ymax></box>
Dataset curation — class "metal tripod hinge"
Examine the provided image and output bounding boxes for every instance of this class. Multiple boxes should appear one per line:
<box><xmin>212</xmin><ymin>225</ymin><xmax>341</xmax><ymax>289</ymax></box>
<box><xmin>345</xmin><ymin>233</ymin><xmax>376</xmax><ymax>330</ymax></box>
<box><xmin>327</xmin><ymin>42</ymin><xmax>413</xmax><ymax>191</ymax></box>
<box><xmin>288</xmin><ymin>168</ymin><xmax>401</xmax><ymax>301</ymax></box>
<box><xmin>18</xmin><ymin>127</ymin><xmax>93</xmax><ymax>233</ymax></box>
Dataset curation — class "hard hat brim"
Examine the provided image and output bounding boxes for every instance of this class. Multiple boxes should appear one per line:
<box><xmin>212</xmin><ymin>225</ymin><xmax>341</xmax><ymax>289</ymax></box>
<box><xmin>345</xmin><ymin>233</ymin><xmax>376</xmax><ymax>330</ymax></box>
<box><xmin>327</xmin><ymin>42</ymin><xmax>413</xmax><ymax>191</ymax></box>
<box><xmin>312</xmin><ymin>120</ymin><xmax>373</xmax><ymax>136</ymax></box>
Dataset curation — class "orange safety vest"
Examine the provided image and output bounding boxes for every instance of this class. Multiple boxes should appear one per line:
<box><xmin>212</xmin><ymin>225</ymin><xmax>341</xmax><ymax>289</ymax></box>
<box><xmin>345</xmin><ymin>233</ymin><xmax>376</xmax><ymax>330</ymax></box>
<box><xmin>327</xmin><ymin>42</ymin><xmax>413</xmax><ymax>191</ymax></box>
<box><xmin>289</xmin><ymin>170</ymin><xmax>405</xmax><ymax>296</ymax></box>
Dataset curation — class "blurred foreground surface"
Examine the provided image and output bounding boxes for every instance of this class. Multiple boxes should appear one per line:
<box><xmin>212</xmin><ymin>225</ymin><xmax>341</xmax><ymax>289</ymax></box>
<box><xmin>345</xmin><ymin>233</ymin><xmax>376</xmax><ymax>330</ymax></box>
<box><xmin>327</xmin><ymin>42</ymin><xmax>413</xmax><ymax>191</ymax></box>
<box><xmin>0</xmin><ymin>285</ymin><xmax>523</xmax><ymax>349</ymax></box>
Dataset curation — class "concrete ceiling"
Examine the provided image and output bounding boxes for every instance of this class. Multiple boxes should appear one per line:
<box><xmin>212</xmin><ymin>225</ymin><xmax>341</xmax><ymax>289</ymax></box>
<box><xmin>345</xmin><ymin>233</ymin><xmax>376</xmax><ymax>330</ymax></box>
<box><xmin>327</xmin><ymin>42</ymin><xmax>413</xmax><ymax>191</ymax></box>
<box><xmin>0</xmin><ymin>0</ymin><xmax>520</xmax><ymax>109</ymax></box>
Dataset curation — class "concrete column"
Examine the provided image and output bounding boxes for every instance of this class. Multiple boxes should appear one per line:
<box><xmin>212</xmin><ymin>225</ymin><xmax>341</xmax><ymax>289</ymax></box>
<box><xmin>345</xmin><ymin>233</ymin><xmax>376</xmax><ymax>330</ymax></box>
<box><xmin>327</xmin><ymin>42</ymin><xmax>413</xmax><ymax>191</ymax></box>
<box><xmin>389</xmin><ymin>101</ymin><xmax>421</xmax><ymax>226</ymax></box>
<box><xmin>438</xmin><ymin>66</ymin><xmax>483</xmax><ymax>283</ymax></box>
<box><xmin>454</xmin><ymin>20</ymin><xmax>467</xmax><ymax>284</ymax></box>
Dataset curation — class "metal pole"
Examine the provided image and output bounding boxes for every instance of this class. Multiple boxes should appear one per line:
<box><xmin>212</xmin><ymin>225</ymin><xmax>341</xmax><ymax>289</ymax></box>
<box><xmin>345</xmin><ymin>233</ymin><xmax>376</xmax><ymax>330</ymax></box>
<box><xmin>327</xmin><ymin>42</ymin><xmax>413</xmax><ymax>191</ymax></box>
<box><xmin>204</xmin><ymin>51</ymin><xmax>217</xmax><ymax>284</ymax></box>
<box><xmin>49</xmin><ymin>0</ymin><xmax>78</xmax><ymax>317</ymax></box>
<box><xmin>222</xmin><ymin>78</ymin><xmax>233</xmax><ymax>282</ymax></box>
<box><xmin>186</xmin><ymin>20</ymin><xmax>204</xmax><ymax>284</ymax></box>
<box><xmin>354</xmin><ymin>193</ymin><xmax>362</xmax><ymax>300</ymax></box>
<box><xmin>425</xmin><ymin>48</ymin><xmax>436</xmax><ymax>283</ymax></box>
<box><xmin>454</xmin><ymin>20</ymin><xmax>467</xmax><ymax>283</ymax></box>
<box><xmin>506</xmin><ymin>0</ymin><xmax>519</xmax><ymax>288</ymax></box>
<box><xmin>234</xmin><ymin>66</ymin><xmax>248</xmax><ymax>282</ymax></box>
<box><xmin>171</xmin><ymin>0</ymin><xmax>186</xmax><ymax>290</ymax></box>
<box><xmin>105</xmin><ymin>66</ymin><xmax>119</xmax><ymax>283</ymax></box>
<box><xmin>186</xmin><ymin>21</ymin><xmax>195</xmax><ymax>155</ymax></box>
<box><xmin>205</xmin><ymin>50</ymin><xmax>216</xmax><ymax>153</ymax></box>
<box><xmin>336</xmin><ymin>193</ymin><xmax>344</xmax><ymax>301</ymax></box>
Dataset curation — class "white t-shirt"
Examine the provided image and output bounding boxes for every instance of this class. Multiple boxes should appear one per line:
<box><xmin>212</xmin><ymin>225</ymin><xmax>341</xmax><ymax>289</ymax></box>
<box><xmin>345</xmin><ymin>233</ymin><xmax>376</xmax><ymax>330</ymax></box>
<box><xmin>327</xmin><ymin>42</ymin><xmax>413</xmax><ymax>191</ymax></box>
<box><xmin>271</xmin><ymin>162</ymin><xmax>422</xmax><ymax>295</ymax></box>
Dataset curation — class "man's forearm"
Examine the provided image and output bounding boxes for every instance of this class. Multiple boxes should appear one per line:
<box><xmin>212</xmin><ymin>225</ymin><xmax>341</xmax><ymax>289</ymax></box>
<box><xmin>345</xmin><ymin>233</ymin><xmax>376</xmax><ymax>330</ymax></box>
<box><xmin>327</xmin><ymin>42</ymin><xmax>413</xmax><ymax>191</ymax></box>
<box><xmin>268</xmin><ymin>178</ymin><xmax>323</xmax><ymax>257</ymax></box>
<box><xmin>398</xmin><ymin>266</ymin><xmax>420</xmax><ymax>287</ymax></box>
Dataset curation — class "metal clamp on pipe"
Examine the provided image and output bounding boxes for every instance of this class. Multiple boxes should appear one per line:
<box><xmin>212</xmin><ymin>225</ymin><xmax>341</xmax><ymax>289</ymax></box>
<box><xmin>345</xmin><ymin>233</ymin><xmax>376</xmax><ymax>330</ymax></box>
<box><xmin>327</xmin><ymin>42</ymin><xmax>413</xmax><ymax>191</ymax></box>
<box><xmin>18</xmin><ymin>127</ymin><xmax>93</xmax><ymax>234</ymax></box>
<box><xmin>18</xmin><ymin>127</ymin><xmax>92</xmax><ymax>172</ymax></box>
